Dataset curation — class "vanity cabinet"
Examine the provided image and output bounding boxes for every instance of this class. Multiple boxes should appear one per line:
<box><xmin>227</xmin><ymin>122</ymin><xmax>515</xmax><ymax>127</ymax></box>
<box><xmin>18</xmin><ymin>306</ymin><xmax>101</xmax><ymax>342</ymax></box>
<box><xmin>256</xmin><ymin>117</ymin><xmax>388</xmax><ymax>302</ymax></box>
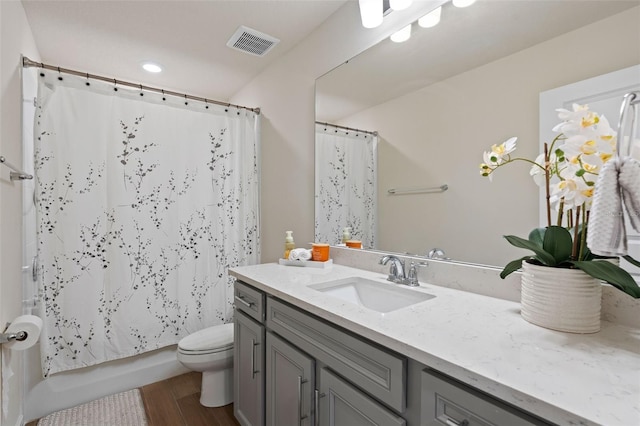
<box><xmin>234</xmin><ymin>282</ymin><xmax>266</xmax><ymax>426</ymax></box>
<box><xmin>234</xmin><ymin>280</ymin><xmax>408</xmax><ymax>426</ymax></box>
<box><xmin>233</xmin><ymin>280</ymin><xmax>549</xmax><ymax>426</ymax></box>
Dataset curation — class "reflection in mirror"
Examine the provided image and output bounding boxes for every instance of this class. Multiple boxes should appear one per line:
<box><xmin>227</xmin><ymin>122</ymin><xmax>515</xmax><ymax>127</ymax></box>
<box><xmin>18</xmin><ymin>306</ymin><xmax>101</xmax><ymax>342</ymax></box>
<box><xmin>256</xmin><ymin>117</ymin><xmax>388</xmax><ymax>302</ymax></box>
<box><xmin>314</xmin><ymin>122</ymin><xmax>378</xmax><ymax>248</ymax></box>
<box><xmin>316</xmin><ymin>0</ymin><xmax>640</xmax><ymax>267</ymax></box>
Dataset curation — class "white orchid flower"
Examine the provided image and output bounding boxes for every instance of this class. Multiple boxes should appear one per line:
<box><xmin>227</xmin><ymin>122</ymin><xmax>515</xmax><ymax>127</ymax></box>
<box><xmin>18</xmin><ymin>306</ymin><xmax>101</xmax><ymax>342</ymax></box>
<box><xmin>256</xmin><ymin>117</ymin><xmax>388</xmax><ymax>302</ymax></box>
<box><xmin>529</xmin><ymin>152</ymin><xmax>554</xmax><ymax>187</ymax></box>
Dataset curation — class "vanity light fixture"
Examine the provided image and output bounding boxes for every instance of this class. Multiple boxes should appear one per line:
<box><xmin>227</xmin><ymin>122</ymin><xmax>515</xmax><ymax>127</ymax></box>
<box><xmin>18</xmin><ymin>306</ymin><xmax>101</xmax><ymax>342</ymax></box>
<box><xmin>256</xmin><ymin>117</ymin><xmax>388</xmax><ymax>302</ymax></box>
<box><xmin>390</xmin><ymin>24</ymin><xmax>411</xmax><ymax>43</ymax></box>
<box><xmin>452</xmin><ymin>0</ymin><xmax>477</xmax><ymax>8</ymax></box>
<box><xmin>390</xmin><ymin>0</ymin><xmax>412</xmax><ymax>11</ymax></box>
<box><xmin>358</xmin><ymin>0</ymin><xmax>384</xmax><ymax>28</ymax></box>
<box><xmin>141</xmin><ymin>62</ymin><xmax>162</xmax><ymax>73</ymax></box>
<box><xmin>418</xmin><ymin>6</ymin><xmax>442</xmax><ymax>28</ymax></box>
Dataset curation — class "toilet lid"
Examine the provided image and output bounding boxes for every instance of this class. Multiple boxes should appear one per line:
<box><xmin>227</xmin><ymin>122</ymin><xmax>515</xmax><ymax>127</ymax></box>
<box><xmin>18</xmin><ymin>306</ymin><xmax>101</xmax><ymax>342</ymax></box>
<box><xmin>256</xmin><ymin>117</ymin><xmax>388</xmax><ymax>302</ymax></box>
<box><xmin>178</xmin><ymin>322</ymin><xmax>234</xmax><ymax>352</ymax></box>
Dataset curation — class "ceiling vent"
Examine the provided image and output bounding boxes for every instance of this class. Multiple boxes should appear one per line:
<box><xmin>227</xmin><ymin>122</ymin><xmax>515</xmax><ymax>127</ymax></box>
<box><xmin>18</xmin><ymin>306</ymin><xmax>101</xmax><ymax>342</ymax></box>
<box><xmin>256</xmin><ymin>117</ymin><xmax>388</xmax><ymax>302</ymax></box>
<box><xmin>226</xmin><ymin>26</ymin><xmax>280</xmax><ymax>57</ymax></box>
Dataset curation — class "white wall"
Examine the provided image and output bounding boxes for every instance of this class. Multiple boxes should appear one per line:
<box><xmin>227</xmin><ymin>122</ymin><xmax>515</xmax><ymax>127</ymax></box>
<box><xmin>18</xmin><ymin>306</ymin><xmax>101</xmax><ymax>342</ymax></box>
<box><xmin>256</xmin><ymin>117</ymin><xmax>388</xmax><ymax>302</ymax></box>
<box><xmin>231</xmin><ymin>0</ymin><xmax>447</xmax><ymax>262</ymax></box>
<box><xmin>0</xmin><ymin>1</ymin><xmax>40</xmax><ymax>425</ymax></box>
<box><xmin>338</xmin><ymin>7</ymin><xmax>640</xmax><ymax>267</ymax></box>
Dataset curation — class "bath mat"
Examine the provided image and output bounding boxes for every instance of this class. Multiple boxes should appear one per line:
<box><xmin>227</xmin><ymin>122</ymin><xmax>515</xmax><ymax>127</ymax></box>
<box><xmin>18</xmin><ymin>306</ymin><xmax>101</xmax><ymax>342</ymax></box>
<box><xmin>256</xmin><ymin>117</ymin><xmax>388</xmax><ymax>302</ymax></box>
<box><xmin>37</xmin><ymin>388</ymin><xmax>148</xmax><ymax>426</ymax></box>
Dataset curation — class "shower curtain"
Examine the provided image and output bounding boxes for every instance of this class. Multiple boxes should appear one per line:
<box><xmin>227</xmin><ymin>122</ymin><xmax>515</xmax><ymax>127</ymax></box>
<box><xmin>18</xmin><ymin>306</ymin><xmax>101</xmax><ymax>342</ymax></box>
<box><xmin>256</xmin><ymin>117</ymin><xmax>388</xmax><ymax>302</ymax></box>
<box><xmin>315</xmin><ymin>124</ymin><xmax>377</xmax><ymax>248</ymax></box>
<box><xmin>33</xmin><ymin>72</ymin><xmax>260</xmax><ymax>377</ymax></box>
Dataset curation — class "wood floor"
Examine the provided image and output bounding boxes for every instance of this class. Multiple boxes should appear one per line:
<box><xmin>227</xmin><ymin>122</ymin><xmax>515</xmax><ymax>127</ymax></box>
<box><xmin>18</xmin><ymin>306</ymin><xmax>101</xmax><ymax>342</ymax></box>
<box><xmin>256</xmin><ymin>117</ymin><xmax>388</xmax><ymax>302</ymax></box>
<box><xmin>27</xmin><ymin>372</ymin><xmax>240</xmax><ymax>426</ymax></box>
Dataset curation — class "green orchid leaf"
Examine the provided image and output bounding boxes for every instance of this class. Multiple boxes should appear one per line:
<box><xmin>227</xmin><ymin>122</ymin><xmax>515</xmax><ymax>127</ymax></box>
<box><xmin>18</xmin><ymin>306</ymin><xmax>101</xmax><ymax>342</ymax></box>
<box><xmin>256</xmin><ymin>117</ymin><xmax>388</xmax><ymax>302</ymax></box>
<box><xmin>623</xmin><ymin>255</ymin><xmax>640</xmax><ymax>269</ymax></box>
<box><xmin>528</xmin><ymin>228</ymin><xmax>545</xmax><ymax>248</ymax></box>
<box><xmin>500</xmin><ymin>257</ymin><xmax>530</xmax><ymax>279</ymax></box>
<box><xmin>542</xmin><ymin>226</ymin><xmax>573</xmax><ymax>264</ymax></box>
<box><xmin>571</xmin><ymin>261</ymin><xmax>640</xmax><ymax>298</ymax></box>
<box><xmin>503</xmin><ymin>235</ymin><xmax>556</xmax><ymax>266</ymax></box>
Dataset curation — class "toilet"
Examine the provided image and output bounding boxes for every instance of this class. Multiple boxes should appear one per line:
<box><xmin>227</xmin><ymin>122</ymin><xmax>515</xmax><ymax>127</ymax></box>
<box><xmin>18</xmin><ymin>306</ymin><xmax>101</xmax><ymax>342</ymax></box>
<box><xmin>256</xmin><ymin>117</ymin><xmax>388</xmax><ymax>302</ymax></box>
<box><xmin>177</xmin><ymin>322</ymin><xmax>234</xmax><ymax>407</ymax></box>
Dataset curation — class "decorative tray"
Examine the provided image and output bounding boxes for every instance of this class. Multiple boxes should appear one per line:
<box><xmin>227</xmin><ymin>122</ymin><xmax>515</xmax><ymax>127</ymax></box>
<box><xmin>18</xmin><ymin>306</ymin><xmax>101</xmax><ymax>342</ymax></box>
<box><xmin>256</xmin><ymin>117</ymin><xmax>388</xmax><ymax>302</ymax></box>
<box><xmin>278</xmin><ymin>258</ymin><xmax>333</xmax><ymax>268</ymax></box>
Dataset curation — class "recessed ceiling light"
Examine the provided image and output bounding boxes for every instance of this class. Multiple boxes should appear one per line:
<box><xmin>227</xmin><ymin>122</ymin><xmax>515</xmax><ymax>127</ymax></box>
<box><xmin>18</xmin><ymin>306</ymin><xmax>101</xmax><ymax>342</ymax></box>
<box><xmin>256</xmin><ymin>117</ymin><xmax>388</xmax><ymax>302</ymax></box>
<box><xmin>142</xmin><ymin>62</ymin><xmax>162</xmax><ymax>73</ymax></box>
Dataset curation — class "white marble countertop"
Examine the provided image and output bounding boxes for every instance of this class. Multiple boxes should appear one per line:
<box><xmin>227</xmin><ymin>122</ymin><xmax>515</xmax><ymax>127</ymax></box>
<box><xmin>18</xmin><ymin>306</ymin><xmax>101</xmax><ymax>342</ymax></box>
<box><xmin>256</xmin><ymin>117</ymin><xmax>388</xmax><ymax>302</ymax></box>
<box><xmin>229</xmin><ymin>262</ymin><xmax>640</xmax><ymax>426</ymax></box>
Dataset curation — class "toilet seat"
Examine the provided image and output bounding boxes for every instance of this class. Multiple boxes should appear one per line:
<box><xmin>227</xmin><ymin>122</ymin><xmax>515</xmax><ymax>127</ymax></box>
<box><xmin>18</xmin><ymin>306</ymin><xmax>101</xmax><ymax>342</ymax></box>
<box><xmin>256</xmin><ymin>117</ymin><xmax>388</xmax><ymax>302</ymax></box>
<box><xmin>178</xmin><ymin>323</ymin><xmax>234</xmax><ymax>355</ymax></box>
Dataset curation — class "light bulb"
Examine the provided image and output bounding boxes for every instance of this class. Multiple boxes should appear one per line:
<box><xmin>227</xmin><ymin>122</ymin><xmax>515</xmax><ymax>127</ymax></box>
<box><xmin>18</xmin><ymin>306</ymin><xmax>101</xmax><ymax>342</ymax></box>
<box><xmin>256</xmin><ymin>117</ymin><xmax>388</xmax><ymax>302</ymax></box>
<box><xmin>390</xmin><ymin>24</ymin><xmax>411</xmax><ymax>43</ymax></box>
<box><xmin>390</xmin><ymin>0</ymin><xmax>412</xmax><ymax>11</ymax></box>
<box><xmin>418</xmin><ymin>6</ymin><xmax>442</xmax><ymax>28</ymax></box>
<box><xmin>452</xmin><ymin>0</ymin><xmax>476</xmax><ymax>7</ymax></box>
<box><xmin>358</xmin><ymin>0</ymin><xmax>383</xmax><ymax>28</ymax></box>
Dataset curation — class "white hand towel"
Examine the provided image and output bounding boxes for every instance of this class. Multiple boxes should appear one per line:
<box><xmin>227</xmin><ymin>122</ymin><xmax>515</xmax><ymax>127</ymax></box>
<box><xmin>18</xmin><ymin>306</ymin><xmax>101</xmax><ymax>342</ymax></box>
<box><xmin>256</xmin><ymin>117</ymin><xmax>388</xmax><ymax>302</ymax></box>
<box><xmin>288</xmin><ymin>248</ymin><xmax>312</xmax><ymax>261</ymax></box>
<box><xmin>588</xmin><ymin>158</ymin><xmax>626</xmax><ymax>256</ymax></box>
<box><xmin>619</xmin><ymin>158</ymin><xmax>640</xmax><ymax>231</ymax></box>
<box><xmin>297</xmin><ymin>249</ymin><xmax>312</xmax><ymax>261</ymax></box>
<box><xmin>588</xmin><ymin>157</ymin><xmax>640</xmax><ymax>256</ymax></box>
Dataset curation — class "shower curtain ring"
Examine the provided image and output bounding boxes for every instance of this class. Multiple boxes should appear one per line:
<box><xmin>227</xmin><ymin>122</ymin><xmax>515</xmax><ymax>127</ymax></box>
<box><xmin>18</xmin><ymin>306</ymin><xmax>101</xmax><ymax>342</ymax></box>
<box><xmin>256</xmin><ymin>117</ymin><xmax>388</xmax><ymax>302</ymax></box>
<box><xmin>205</xmin><ymin>99</ymin><xmax>209</xmax><ymax>109</ymax></box>
<box><xmin>85</xmin><ymin>73</ymin><xmax>90</xmax><ymax>86</ymax></box>
<box><xmin>139</xmin><ymin>84</ymin><xmax>144</xmax><ymax>96</ymax></box>
<box><xmin>113</xmin><ymin>79</ymin><xmax>118</xmax><ymax>91</ymax></box>
<box><xmin>162</xmin><ymin>89</ymin><xmax>166</xmax><ymax>101</ymax></box>
<box><xmin>184</xmin><ymin>94</ymin><xmax>188</xmax><ymax>105</ymax></box>
<box><xmin>57</xmin><ymin>67</ymin><xmax>63</xmax><ymax>81</ymax></box>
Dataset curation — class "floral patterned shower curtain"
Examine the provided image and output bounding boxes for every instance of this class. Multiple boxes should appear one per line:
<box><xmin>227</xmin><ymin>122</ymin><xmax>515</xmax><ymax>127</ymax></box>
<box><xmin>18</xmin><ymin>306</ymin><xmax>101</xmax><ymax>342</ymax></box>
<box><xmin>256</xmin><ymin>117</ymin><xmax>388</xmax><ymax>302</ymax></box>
<box><xmin>34</xmin><ymin>72</ymin><xmax>260</xmax><ymax>377</ymax></box>
<box><xmin>315</xmin><ymin>124</ymin><xmax>377</xmax><ymax>248</ymax></box>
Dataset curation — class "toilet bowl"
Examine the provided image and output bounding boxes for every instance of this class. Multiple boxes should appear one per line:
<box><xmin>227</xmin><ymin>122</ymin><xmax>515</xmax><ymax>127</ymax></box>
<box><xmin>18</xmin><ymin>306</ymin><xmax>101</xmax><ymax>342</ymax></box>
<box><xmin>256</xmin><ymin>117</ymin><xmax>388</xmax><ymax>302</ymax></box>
<box><xmin>177</xmin><ymin>322</ymin><xmax>234</xmax><ymax>407</ymax></box>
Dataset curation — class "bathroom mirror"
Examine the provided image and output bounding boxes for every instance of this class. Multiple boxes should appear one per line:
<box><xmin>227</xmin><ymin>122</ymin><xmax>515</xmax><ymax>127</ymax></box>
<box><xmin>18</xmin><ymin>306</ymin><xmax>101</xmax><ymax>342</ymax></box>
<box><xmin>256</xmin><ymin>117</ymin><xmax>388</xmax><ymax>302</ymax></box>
<box><xmin>315</xmin><ymin>0</ymin><xmax>639</xmax><ymax>267</ymax></box>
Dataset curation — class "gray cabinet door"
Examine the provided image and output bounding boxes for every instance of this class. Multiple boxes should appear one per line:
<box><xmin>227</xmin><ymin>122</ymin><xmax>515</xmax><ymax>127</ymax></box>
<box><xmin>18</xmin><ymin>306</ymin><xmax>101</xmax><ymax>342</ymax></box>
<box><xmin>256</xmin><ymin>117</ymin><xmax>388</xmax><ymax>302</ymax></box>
<box><xmin>319</xmin><ymin>368</ymin><xmax>405</xmax><ymax>426</ymax></box>
<box><xmin>266</xmin><ymin>331</ymin><xmax>315</xmax><ymax>426</ymax></box>
<box><xmin>234</xmin><ymin>310</ymin><xmax>265</xmax><ymax>426</ymax></box>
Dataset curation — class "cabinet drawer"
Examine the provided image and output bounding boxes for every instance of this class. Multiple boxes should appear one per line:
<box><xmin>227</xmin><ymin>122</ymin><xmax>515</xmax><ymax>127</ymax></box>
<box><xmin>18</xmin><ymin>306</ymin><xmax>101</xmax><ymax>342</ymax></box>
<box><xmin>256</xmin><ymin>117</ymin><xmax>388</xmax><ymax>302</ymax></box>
<box><xmin>235</xmin><ymin>281</ymin><xmax>265</xmax><ymax>322</ymax></box>
<box><xmin>319</xmin><ymin>368</ymin><xmax>405</xmax><ymax>426</ymax></box>
<box><xmin>266</xmin><ymin>297</ymin><xmax>406</xmax><ymax>412</ymax></box>
<box><xmin>421</xmin><ymin>370</ymin><xmax>548</xmax><ymax>426</ymax></box>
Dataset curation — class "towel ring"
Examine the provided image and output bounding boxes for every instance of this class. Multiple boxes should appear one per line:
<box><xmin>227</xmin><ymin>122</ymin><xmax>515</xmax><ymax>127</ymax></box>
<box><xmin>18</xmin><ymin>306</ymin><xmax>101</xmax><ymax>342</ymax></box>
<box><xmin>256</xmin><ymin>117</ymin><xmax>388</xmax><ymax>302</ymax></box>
<box><xmin>616</xmin><ymin>91</ymin><xmax>640</xmax><ymax>158</ymax></box>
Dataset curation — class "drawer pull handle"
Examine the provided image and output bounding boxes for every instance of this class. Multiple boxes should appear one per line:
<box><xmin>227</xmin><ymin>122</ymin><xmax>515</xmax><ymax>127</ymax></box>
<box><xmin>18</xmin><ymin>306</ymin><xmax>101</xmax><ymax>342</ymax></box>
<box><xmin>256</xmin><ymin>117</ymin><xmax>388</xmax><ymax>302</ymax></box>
<box><xmin>235</xmin><ymin>295</ymin><xmax>254</xmax><ymax>308</ymax></box>
<box><xmin>251</xmin><ymin>339</ymin><xmax>259</xmax><ymax>378</ymax></box>
<box><xmin>445</xmin><ymin>418</ymin><xmax>469</xmax><ymax>426</ymax></box>
<box><xmin>298</xmin><ymin>376</ymin><xmax>308</xmax><ymax>425</ymax></box>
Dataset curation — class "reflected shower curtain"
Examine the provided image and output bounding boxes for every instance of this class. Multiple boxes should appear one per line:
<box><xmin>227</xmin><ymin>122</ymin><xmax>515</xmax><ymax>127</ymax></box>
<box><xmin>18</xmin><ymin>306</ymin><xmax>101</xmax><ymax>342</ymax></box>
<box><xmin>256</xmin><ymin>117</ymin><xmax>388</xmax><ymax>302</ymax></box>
<box><xmin>315</xmin><ymin>124</ymin><xmax>377</xmax><ymax>248</ymax></box>
<box><xmin>34</xmin><ymin>72</ymin><xmax>260</xmax><ymax>376</ymax></box>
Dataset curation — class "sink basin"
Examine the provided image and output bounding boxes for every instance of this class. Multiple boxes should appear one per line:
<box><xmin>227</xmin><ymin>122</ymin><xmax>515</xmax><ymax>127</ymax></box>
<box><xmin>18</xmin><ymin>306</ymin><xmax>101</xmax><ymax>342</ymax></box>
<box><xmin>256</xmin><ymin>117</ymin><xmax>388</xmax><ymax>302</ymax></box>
<box><xmin>310</xmin><ymin>277</ymin><xmax>435</xmax><ymax>313</ymax></box>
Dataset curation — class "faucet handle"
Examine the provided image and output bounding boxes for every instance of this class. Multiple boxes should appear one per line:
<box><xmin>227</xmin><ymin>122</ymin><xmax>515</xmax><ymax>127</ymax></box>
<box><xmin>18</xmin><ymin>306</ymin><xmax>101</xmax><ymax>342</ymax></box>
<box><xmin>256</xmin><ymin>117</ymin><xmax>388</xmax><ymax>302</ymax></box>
<box><xmin>387</xmin><ymin>262</ymin><xmax>398</xmax><ymax>282</ymax></box>
<box><xmin>406</xmin><ymin>262</ymin><xmax>419</xmax><ymax>287</ymax></box>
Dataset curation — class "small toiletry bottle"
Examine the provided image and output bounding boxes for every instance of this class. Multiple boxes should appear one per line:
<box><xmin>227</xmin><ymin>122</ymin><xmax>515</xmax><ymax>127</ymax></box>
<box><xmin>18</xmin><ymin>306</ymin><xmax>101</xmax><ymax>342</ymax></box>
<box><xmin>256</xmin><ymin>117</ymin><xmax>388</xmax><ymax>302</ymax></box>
<box><xmin>342</xmin><ymin>227</ymin><xmax>351</xmax><ymax>244</ymax></box>
<box><xmin>284</xmin><ymin>231</ymin><xmax>295</xmax><ymax>260</ymax></box>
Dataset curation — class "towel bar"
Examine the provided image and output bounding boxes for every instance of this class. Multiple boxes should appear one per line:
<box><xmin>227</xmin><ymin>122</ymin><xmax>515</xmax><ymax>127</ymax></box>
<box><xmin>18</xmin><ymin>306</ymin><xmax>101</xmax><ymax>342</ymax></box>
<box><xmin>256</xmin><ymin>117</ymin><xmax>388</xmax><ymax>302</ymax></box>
<box><xmin>387</xmin><ymin>184</ymin><xmax>448</xmax><ymax>195</ymax></box>
<box><xmin>0</xmin><ymin>156</ymin><xmax>33</xmax><ymax>181</ymax></box>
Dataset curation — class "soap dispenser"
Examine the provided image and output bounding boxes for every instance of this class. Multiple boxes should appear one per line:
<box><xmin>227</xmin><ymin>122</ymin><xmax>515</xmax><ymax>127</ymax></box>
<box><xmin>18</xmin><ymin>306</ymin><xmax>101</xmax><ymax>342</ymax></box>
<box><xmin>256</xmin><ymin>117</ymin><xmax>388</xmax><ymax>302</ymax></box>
<box><xmin>284</xmin><ymin>231</ymin><xmax>295</xmax><ymax>260</ymax></box>
<box><xmin>342</xmin><ymin>227</ymin><xmax>351</xmax><ymax>244</ymax></box>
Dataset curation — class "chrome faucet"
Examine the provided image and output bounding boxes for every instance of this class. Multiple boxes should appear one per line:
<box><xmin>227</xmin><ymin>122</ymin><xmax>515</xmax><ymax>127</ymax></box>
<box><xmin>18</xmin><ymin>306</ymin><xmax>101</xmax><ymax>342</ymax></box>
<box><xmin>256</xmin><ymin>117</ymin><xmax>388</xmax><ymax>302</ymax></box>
<box><xmin>427</xmin><ymin>248</ymin><xmax>448</xmax><ymax>260</ymax></box>
<box><xmin>379</xmin><ymin>255</ymin><xmax>420</xmax><ymax>286</ymax></box>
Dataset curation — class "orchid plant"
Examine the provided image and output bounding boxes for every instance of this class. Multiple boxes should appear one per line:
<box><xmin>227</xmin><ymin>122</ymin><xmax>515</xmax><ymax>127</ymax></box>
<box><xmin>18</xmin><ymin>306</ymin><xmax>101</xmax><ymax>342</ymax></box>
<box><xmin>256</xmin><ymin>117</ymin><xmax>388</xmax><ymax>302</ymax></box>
<box><xmin>480</xmin><ymin>104</ymin><xmax>640</xmax><ymax>298</ymax></box>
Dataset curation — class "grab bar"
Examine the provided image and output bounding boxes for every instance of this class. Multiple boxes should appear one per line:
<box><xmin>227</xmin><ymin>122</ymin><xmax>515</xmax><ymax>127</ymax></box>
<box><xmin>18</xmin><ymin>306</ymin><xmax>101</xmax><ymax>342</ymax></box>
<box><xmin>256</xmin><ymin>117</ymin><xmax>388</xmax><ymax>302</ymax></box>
<box><xmin>617</xmin><ymin>91</ymin><xmax>639</xmax><ymax>158</ymax></box>
<box><xmin>387</xmin><ymin>184</ymin><xmax>448</xmax><ymax>195</ymax></box>
<box><xmin>0</xmin><ymin>156</ymin><xmax>33</xmax><ymax>181</ymax></box>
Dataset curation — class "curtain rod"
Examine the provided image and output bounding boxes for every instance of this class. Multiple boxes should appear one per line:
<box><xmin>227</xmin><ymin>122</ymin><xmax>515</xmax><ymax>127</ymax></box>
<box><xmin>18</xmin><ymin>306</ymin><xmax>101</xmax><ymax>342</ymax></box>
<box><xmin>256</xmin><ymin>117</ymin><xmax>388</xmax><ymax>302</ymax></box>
<box><xmin>315</xmin><ymin>121</ymin><xmax>378</xmax><ymax>136</ymax></box>
<box><xmin>22</xmin><ymin>56</ymin><xmax>260</xmax><ymax>114</ymax></box>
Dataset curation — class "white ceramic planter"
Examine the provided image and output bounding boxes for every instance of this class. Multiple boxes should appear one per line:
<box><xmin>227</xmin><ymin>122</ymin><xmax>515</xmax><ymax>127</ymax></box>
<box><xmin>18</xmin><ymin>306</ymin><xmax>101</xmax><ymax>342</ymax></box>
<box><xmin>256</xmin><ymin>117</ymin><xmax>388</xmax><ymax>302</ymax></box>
<box><xmin>520</xmin><ymin>261</ymin><xmax>602</xmax><ymax>333</ymax></box>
